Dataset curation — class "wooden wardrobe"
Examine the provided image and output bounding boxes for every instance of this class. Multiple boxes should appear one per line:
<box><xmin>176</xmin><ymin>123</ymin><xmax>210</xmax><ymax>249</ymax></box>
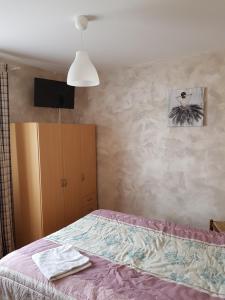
<box><xmin>10</xmin><ymin>123</ymin><xmax>97</xmax><ymax>248</ymax></box>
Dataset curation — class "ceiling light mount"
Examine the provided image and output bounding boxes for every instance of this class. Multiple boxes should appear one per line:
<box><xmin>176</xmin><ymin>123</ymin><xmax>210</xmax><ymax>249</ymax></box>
<box><xmin>75</xmin><ymin>15</ymin><xmax>88</xmax><ymax>31</ymax></box>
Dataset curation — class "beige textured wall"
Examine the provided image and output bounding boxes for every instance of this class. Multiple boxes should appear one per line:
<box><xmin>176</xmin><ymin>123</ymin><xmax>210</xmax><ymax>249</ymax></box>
<box><xmin>0</xmin><ymin>60</ymin><xmax>81</xmax><ymax>123</ymax></box>
<box><xmin>77</xmin><ymin>51</ymin><xmax>225</xmax><ymax>229</ymax></box>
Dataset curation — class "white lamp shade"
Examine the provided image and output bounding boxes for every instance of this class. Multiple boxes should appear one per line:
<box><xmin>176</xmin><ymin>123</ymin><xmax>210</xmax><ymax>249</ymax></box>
<box><xmin>67</xmin><ymin>51</ymin><xmax>100</xmax><ymax>87</ymax></box>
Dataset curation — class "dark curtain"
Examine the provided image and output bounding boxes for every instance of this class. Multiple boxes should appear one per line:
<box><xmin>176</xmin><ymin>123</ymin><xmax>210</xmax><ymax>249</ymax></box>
<box><xmin>0</xmin><ymin>64</ymin><xmax>14</xmax><ymax>257</ymax></box>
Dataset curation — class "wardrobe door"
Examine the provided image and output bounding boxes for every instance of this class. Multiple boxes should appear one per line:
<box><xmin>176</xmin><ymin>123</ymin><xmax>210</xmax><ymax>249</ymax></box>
<box><xmin>61</xmin><ymin>124</ymin><xmax>82</xmax><ymax>225</ymax></box>
<box><xmin>38</xmin><ymin>124</ymin><xmax>64</xmax><ymax>235</ymax></box>
<box><xmin>80</xmin><ymin>125</ymin><xmax>97</xmax><ymax>197</ymax></box>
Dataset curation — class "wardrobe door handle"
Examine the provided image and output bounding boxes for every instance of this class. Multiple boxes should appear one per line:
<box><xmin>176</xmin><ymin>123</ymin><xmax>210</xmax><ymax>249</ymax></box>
<box><xmin>81</xmin><ymin>173</ymin><xmax>85</xmax><ymax>182</ymax></box>
<box><xmin>60</xmin><ymin>178</ymin><xmax>65</xmax><ymax>187</ymax></box>
<box><xmin>60</xmin><ymin>179</ymin><xmax>68</xmax><ymax>187</ymax></box>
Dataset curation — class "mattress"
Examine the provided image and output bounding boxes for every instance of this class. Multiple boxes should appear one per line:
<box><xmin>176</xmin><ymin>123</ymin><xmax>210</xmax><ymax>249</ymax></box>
<box><xmin>1</xmin><ymin>209</ymin><xmax>225</xmax><ymax>300</ymax></box>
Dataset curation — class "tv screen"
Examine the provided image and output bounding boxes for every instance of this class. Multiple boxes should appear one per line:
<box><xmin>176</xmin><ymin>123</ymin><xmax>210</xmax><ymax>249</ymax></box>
<box><xmin>34</xmin><ymin>78</ymin><xmax>75</xmax><ymax>109</ymax></box>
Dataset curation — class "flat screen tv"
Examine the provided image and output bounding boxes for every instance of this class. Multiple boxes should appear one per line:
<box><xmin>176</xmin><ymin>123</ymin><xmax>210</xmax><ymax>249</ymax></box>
<box><xmin>34</xmin><ymin>78</ymin><xmax>75</xmax><ymax>109</ymax></box>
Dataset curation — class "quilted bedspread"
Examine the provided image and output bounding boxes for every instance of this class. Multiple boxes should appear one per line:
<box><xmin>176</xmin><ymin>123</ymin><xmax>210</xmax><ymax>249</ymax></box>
<box><xmin>1</xmin><ymin>209</ymin><xmax>225</xmax><ymax>299</ymax></box>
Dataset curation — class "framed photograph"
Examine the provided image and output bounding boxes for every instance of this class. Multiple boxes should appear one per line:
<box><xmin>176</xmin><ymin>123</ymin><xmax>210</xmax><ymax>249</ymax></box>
<box><xmin>168</xmin><ymin>87</ymin><xmax>205</xmax><ymax>127</ymax></box>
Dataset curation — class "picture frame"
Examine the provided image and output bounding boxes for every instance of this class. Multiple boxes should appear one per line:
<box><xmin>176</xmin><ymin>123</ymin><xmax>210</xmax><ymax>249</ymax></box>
<box><xmin>168</xmin><ymin>87</ymin><xmax>205</xmax><ymax>127</ymax></box>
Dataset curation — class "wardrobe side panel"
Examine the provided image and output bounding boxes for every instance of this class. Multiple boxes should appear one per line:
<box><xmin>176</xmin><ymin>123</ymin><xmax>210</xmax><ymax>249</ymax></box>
<box><xmin>10</xmin><ymin>123</ymin><xmax>43</xmax><ymax>247</ymax></box>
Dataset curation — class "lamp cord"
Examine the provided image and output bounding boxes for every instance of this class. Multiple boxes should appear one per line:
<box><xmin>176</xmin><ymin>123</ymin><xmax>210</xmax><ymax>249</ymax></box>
<box><xmin>58</xmin><ymin>108</ymin><xmax>61</xmax><ymax>123</ymax></box>
<box><xmin>81</xmin><ymin>31</ymin><xmax>85</xmax><ymax>50</ymax></box>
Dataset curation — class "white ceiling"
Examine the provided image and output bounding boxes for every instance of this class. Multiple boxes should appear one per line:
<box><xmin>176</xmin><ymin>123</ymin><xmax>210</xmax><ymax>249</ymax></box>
<box><xmin>1</xmin><ymin>0</ymin><xmax>225</xmax><ymax>73</ymax></box>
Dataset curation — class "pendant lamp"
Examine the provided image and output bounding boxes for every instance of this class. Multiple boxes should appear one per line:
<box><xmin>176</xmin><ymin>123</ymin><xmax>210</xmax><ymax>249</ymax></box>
<box><xmin>67</xmin><ymin>15</ymin><xmax>100</xmax><ymax>87</ymax></box>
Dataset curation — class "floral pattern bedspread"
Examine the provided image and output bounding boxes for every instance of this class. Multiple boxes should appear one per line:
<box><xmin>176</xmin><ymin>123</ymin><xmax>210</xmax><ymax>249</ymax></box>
<box><xmin>47</xmin><ymin>211</ymin><xmax>225</xmax><ymax>299</ymax></box>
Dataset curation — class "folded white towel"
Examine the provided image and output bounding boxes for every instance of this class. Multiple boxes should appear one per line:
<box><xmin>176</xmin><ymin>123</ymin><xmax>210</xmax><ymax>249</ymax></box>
<box><xmin>32</xmin><ymin>244</ymin><xmax>91</xmax><ymax>281</ymax></box>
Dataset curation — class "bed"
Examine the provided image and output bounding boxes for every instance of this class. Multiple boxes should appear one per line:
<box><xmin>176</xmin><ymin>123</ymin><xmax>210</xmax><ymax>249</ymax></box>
<box><xmin>0</xmin><ymin>209</ymin><xmax>225</xmax><ymax>300</ymax></box>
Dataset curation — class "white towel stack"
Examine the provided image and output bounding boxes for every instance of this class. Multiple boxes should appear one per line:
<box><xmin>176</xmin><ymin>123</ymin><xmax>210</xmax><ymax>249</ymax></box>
<box><xmin>32</xmin><ymin>245</ymin><xmax>91</xmax><ymax>281</ymax></box>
